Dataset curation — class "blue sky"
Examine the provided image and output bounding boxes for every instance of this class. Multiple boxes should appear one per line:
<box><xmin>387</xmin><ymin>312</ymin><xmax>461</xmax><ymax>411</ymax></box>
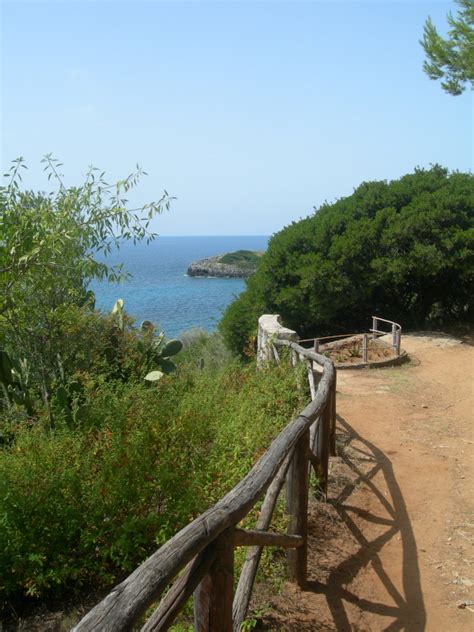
<box><xmin>1</xmin><ymin>0</ymin><xmax>472</xmax><ymax>235</ymax></box>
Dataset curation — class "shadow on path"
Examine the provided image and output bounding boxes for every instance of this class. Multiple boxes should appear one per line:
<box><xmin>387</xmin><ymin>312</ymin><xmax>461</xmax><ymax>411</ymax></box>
<box><xmin>305</xmin><ymin>414</ymin><xmax>426</xmax><ymax>632</ymax></box>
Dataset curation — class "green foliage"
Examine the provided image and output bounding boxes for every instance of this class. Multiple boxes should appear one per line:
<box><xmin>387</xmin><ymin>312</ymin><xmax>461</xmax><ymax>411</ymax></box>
<box><xmin>219</xmin><ymin>250</ymin><xmax>261</xmax><ymax>268</ymax></box>
<box><xmin>220</xmin><ymin>166</ymin><xmax>474</xmax><ymax>354</ymax></box>
<box><xmin>109</xmin><ymin>301</ymin><xmax>183</xmax><ymax>383</ymax></box>
<box><xmin>219</xmin><ymin>289</ymin><xmax>265</xmax><ymax>358</ymax></box>
<box><xmin>1</xmin><ymin>156</ymin><xmax>172</xmax><ymax>302</ymax></box>
<box><xmin>0</xmin><ymin>350</ymin><xmax>34</xmax><ymax>416</ymax></box>
<box><xmin>421</xmin><ymin>0</ymin><xmax>474</xmax><ymax>95</ymax></box>
<box><xmin>240</xmin><ymin>618</ymin><xmax>258</xmax><ymax>631</ymax></box>
<box><xmin>0</xmin><ymin>299</ymin><xmax>184</xmax><ymax>434</ymax></box>
<box><xmin>0</xmin><ymin>157</ymin><xmax>173</xmax><ymax>415</ymax></box>
<box><xmin>0</xmin><ymin>160</ymin><xmax>176</xmax><ymax>428</ymax></box>
<box><xmin>177</xmin><ymin>330</ymin><xmax>234</xmax><ymax>373</ymax></box>
<box><xmin>0</xmin><ymin>153</ymin><xmax>305</xmax><ymax>618</ymax></box>
<box><xmin>161</xmin><ymin>339</ymin><xmax>183</xmax><ymax>357</ymax></box>
<box><xmin>0</xmin><ymin>359</ymin><xmax>305</xmax><ymax>604</ymax></box>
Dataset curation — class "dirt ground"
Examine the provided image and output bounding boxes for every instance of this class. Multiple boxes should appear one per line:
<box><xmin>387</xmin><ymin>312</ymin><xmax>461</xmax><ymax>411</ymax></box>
<box><xmin>260</xmin><ymin>332</ymin><xmax>474</xmax><ymax>631</ymax></box>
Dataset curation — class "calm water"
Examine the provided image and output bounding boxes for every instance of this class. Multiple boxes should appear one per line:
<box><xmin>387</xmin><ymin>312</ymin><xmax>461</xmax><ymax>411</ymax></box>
<box><xmin>92</xmin><ymin>236</ymin><xmax>268</xmax><ymax>337</ymax></box>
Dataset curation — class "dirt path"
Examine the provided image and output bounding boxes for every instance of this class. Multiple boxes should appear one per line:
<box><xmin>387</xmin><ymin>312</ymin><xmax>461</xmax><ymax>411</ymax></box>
<box><xmin>261</xmin><ymin>333</ymin><xmax>473</xmax><ymax>631</ymax></box>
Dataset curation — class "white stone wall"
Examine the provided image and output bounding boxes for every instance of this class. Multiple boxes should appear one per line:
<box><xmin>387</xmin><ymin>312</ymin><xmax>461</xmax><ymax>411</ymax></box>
<box><xmin>257</xmin><ymin>314</ymin><xmax>298</xmax><ymax>366</ymax></box>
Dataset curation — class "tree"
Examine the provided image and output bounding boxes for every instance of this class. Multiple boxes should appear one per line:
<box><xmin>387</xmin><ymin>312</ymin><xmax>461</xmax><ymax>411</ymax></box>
<box><xmin>220</xmin><ymin>166</ymin><xmax>474</xmax><ymax>356</ymax></box>
<box><xmin>0</xmin><ymin>156</ymin><xmax>173</xmax><ymax>409</ymax></box>
<box><xmin>421</xmin><ymin>0</ymin><xmax>474</xmax><ymax>95</ymax></box>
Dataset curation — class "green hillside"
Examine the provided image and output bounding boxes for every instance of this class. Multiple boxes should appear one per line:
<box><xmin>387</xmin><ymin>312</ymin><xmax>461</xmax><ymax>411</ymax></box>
<box><xmin>219</xmin><ymin>250</ymin><xmax>261</xmax><ymax>267</ymax></box>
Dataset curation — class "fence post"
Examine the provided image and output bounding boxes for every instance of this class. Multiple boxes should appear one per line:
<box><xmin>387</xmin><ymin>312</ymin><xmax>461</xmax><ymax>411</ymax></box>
<box><xmin>372</xmin><ymin>316</ymin><xmax>377</xmax><ymax>340</ymax></box>
<box><xmin>307</xmin><ymin>361</ymin><xmax>317</xmax><ymax>400</ymax></box>
<box><xmin>286</xmin><ymin>430</ymin><xmax>309</xmax><ymax>588</ymax></box>
<box><xmin>291</xmin><ymin>349</ymin><xmax>298</xmax><ymax>367</ymax></box>
<box><xmin>362</xmin><ymin>334</ymin><xmax>368</xmax><ymax>363</ymax></box>
<box><xmin>314</xmin><ymin>338</ymin><xmax>320</xmax><ymax>354</ymax></box>
<box><xmin>315</xmin><ymin>400</ymin><xmax>330</xmax><ymax>498</ymax></box>
<box><xmin>391</xmin><ymin>322</ymin><xmax>397</xmax><ymax>350</ymax></box>
<box><xmin>396</xmin><ymin>329</ymin><xmax>401</xmax><ymax>357</ymax></box>
<box><xmin>329</xmin><ymin>372</ymin><xmax>337</xmax><ymax>456</ymax></box>
<box><xmin>193</xmin><ymin>528</ymin><xmax>234</xmax><ymax>632</ymax></box>
<box><xmin>257</xmin><ymin>315</ymin><xmax>298</xmax><ymax>366</ymax></box>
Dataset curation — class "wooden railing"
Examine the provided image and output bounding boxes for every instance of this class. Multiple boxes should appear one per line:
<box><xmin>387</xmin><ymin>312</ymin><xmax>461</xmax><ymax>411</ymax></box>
<box><xmin>73</xmin><ymin>339</ymin><xmax>336</xmax><ymax>632</ymax></box>
<box><xmin>371</xmin><ymin>315</ymin><xmax>402</xmax><ymax>356</ymax></box>
<box><xmin>300</xmin><ymin>315</ymin><xmax>402</xmax><ymax>361</ymax></box>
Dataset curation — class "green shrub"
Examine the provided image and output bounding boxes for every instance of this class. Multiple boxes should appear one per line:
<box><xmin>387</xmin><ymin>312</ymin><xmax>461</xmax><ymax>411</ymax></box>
<box><xmin>177</xmin><ymin>330</ymin><xmax>234</xmax><ymax>372</ymax></box>
<box><xmin>219</xmin><ymin>289</ymin><xmax>264</xmax><ymax>358</ymax></box>
<box><xmin>220</xmin><ymin>166</ymin><xmax>474</xmax><ymax>354</ymax></box>
<box><xmin>0</xmin><ymin>358</ymin><xmax>305</xmax><ymax>604</ymax></box>
<box><xmin>219</xmin><ymin>250</ymin><xmax>260</xmax><ymax>267</ymax></box>
<box><xmin>0</xmin><ymin>303</ymin><xmax>186</xmax><ymax>430</ymax></box>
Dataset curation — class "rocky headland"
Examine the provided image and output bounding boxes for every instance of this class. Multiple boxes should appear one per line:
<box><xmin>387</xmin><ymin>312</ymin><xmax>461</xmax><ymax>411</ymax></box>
<box><xmin>187</xmin><ymin>250</ymin><xmax>262</xmax><ymax>279</ymax></box>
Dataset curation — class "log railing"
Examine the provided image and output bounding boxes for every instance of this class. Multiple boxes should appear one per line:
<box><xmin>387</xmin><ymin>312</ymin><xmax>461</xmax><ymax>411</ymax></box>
<box><xmin>300</xmin><ymin>315</ymin><xmax>402</xmax><ymax>360</ymax></box>
<box><xmin>371</xmin><ymin>315</ymin><xmax>402</xmax><ymax>356</ymax></box>
<box><xmin>73</xmin><ymin>338</ymin><xmax>336</xmax><ymax>632</ymax></box>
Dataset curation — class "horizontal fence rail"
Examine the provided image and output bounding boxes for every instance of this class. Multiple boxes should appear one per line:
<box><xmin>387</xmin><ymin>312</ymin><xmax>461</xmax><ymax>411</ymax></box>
<box><xmin>73</xmin><ymin>339</ymin><xmax>336</xmax><ymax>632</ymax></box>
<box><xmin>300</xmin><ymin>316</ymin><xmax>402</xmax><ymax>359</ymax></box>
<box><xmin>371</xmin><ymin>316</ymin><xmax>402</xmax><ymax>356</ymax></box>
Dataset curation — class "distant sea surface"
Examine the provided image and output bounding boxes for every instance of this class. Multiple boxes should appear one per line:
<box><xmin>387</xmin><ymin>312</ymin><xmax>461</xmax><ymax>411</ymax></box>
<box><xmin>92</xmin><ymin>236</ymin><xmax>269</xmax><ymax>338</ymax></box>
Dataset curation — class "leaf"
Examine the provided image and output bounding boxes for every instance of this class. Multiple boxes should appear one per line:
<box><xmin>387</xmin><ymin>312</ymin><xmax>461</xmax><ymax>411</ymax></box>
<box><xmin>161</xmin><ymin>339</ymin><xmax>183</xmax><ymax>357</ymax></box>
<box><xmin>157</xmin><ymin>358</ymin><xmax>176</xmax><ymax>374</ymax></box>
<box><xmin>144</xmin><ymin>370</ymin><xmax>164</xmax><ymax>382</ymax></box>
<box><xmin>111</xmin><ymin>298</ymin><xmax>124</xmax><ymax>314</ymax></box>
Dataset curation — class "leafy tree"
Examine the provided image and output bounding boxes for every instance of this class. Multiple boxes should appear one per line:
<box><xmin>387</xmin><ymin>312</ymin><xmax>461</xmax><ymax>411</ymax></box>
<box><xmin>0</xmin><ymin>156</ymin><xmax>173</xmax><ymax>411</ymax></box>
<box><xmin>220</xmin><ymin>166</ymin><xmax>474</xmax><ymax>356</ymax></box>
<box><xmin>421</xmin><ymin>0</ymin><xmax>474</xmax><ymax>95</ymax></box>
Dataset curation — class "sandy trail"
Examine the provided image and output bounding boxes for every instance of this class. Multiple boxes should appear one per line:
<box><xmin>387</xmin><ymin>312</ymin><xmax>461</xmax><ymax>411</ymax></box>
<box><xmin>262</xmin><ymin>333</ymin><xmax>473</xmax><ymax>631</ymax></box>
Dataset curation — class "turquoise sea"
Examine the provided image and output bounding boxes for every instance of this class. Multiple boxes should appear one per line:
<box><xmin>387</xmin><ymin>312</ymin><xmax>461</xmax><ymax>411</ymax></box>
<box><xmin>92</xmin><ymin>236</ymin><xmax>269</xmax><ymax>338</ymax></box>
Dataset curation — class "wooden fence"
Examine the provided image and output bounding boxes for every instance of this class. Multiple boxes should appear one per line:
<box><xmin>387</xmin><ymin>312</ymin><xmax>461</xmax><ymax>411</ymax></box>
<box><xmin>73</xmin><ymin>338</ymin><xmax>336</xmax><ymax>632</ymax></box>
<box><xmin>371</xmin><ymin>315</ymin><xmax>402</xmax><ymax>356</ymax></box>
<box><xmin>301</xmin><ymin>315</ymin><xmax>402</xmax><ymax>361</ymax></box>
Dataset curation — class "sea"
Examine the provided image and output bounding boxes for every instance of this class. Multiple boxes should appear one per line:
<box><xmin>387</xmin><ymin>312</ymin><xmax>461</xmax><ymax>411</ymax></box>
<box><xmin>91</xmin><ymin>236</ymin><xmax>269</xmax><ymax>338</ymax></box>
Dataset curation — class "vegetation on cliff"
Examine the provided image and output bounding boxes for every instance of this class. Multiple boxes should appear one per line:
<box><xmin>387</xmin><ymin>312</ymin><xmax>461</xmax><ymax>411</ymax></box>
<box><xmin>220</xmin><ymin>166</ymin><xmax>474</xmax><ymax>356</ymax></box>
<box><xmin>219</xmin><ymin>249</ymin><xmax>261</xmax><ymax>267</ymax></box>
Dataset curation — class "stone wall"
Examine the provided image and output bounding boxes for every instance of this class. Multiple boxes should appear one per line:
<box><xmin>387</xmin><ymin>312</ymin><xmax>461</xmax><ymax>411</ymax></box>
<box><xmin>257</xmin><ymin>314</ymin><xmax>298</xmax><ymax>366</ymax></box>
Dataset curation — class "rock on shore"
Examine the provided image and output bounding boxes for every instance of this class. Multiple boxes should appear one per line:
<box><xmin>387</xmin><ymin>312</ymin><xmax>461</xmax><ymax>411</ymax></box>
<box><xmin>187</xmin><ymin>251</ymin><xmax>261</xmax><ymax>278</ymax></box>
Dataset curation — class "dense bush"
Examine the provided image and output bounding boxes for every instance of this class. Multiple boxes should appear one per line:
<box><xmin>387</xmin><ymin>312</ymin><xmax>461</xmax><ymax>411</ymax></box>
<box><xmin>0</xmin><ymin>356</ymin><xmax>306</xmax><ymax>605</ymax></box>
<box><xmin>220</xmin><ymin>166</ymin><xmax>474</xmax><ymax>355</ymax></box>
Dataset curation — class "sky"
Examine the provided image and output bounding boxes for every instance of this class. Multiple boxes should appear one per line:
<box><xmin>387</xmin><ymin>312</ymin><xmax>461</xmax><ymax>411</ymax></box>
<box><xmin>1</xmin><ymin>0</ymin><xmax>472</xmax><ymax>235</ymax></box>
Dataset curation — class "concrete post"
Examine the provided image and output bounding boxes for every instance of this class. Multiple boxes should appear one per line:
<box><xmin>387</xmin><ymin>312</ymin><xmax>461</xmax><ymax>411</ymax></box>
<box><xmin>257</xmin><ymin>315</ymin><xmax>298</xmax><ymax>366</ymax></box>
